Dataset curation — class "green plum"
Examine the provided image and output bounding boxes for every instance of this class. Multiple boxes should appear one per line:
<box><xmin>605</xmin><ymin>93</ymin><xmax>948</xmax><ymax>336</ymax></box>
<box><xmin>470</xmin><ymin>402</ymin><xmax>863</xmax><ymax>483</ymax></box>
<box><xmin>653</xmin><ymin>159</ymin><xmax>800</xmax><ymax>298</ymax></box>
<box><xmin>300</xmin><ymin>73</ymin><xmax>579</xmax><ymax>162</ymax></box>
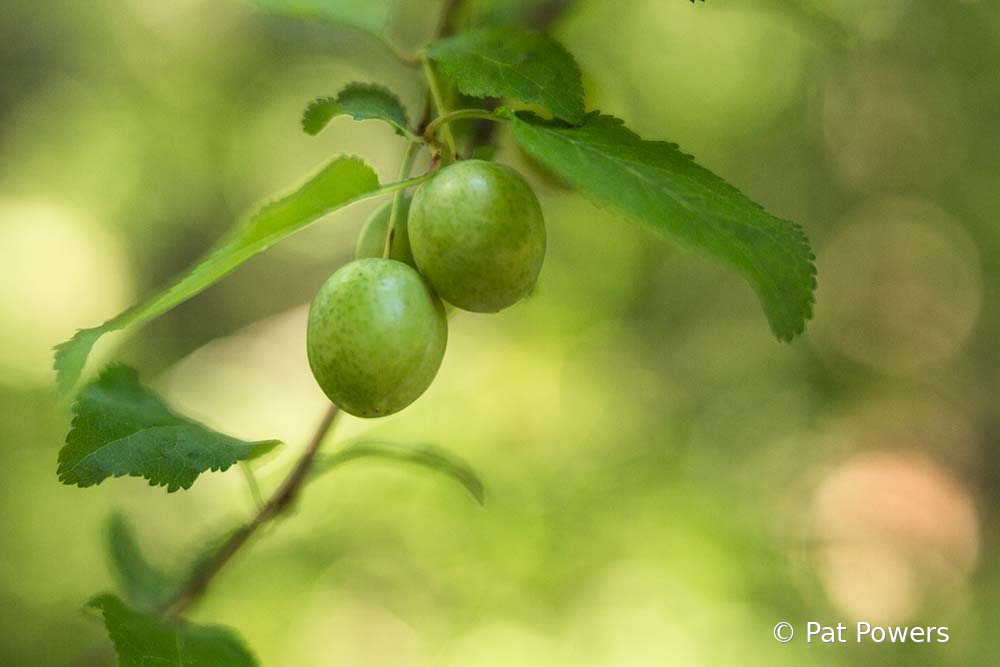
<box><xmin>355</xmin><ymin>196</ymin><xmax>416</xmax><ymax>267</ymax></box>
<box><xmin>307</xmin><ymin>258</ymin><xmax>447</xmax><ymax>417</ymax></box>
<box><xmin>409</xmin><ymin>160</ymin><xmax>546</xmax><ymax>313</ymax></box>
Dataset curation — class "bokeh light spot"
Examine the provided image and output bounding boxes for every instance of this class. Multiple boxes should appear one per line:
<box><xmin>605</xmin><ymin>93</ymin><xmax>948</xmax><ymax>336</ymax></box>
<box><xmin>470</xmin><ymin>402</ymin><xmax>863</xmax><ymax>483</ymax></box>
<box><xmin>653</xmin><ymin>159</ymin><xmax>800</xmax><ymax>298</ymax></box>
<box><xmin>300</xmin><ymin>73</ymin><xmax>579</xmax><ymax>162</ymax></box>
<box><xmin>822</xmin><ymin>61</ymin><xmax>966</xmax><ymax>191</ymax></box>
<box><xmin>814</xmin><ymin>197</ymin><xmax>981</xmax><ymax>374</ymax></box>
<box><xmin>812</xmin><ymin>452</ymin><xmax>979</xmax><ymax>623</ymax></box>
<box><xmin>622</xmin><ymin>0</ymin><xmax>808</xmax><ymax>141</ymax></box>
<box><xmin>0</xmin><ymin>200</ymin><xmax>131</xmax><ymax>387</ymax></box>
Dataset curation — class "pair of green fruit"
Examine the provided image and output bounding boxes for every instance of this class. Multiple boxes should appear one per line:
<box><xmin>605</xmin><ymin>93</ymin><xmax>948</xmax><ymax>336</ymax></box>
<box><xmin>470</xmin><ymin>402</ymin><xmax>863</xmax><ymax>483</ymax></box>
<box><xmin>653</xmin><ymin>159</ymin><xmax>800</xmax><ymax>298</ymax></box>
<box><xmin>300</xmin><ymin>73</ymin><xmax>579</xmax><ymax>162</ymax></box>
<box><xmin>307</xmin><ymin>160</ymin><xmax>546</xmax><ymax>417</ymax></box>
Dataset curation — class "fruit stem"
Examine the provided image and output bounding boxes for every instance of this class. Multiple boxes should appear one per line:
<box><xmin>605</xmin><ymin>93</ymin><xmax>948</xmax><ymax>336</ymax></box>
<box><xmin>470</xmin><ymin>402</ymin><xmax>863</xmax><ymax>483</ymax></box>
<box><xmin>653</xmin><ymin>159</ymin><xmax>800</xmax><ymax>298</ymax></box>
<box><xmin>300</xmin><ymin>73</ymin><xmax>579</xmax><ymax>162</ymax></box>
<box><xmin>159</xmin><ymin>404</ymin><xmax>341</xmax><ymax>618</ymax></box>
<box><xmin>420</xmin><ymin>53</ymin><xmax>458</xmax><ymax>161</ymax></box>
<box><xmin>238</xmin><ymin>461</ymin><xmax>265</xmax><ymax>511</ymax></box>
<box><xmin>384</xmin><ymin>142</ymin><xmax>420</xmax><ymax>259</ymax></box>
<box><xmin>424</xmin><ymin>109</ymin><xmax>506</xmax><ymax>146</ymax></box>
<box><xmin>376</xmin><ymin>172</ymin><xmax>433</xmax><ymax>197</ymax></box>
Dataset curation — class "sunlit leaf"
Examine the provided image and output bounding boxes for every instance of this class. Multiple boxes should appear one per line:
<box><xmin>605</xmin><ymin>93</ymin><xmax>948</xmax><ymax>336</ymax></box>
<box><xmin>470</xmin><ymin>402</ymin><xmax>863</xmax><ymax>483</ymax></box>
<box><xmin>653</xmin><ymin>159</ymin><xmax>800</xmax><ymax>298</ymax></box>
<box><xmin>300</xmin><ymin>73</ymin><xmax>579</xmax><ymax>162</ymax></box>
<box><xmin>315</xmin><ymin>440</ymin><xmax>485</xmax><ymax>504</ymax></box>
<box><xmin>58</xmin><ymin>365</ymin><xmax>279</xmax><ymax>492</ymax></box>
<box><xmin>89</xmin><ymin>593</ymin><xmax>258</xmax><ymax>667</ymax></box>
<box><xmin>507</xmin><ymin>111</ymin><xmax>816</xmax><ymax>340</ymax></box>
<box><xmin>54</xmin><ymin>157</ymin><xmax>380</xmax><ymax>393</ymax></box>
<box><xmin>426</xmin><ymin>28</ymin><xmax>585</xmax><ymax>124</ymax></box>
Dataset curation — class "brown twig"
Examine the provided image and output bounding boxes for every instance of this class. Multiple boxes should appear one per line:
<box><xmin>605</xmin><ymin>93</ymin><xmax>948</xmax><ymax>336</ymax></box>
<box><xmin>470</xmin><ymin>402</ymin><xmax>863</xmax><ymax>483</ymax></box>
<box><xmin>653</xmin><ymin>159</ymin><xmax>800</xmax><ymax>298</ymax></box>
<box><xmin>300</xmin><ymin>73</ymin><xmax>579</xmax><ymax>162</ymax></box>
<box><xmin>160</xmin><ymin>404</ymin><xmax>340</xmax><ymax>618</ymax></box>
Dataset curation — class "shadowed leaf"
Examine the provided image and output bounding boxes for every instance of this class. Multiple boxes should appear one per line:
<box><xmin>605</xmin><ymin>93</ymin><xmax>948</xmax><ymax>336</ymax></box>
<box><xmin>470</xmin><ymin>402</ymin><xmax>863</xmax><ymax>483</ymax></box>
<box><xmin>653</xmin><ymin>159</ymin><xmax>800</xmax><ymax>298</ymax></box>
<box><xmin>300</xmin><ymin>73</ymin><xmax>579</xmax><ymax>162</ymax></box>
<box><xmin>106</xmin><ymin>513</ymin><xmax>175</xmax><ymax>611</ymax></box>
<box><xmin>89</xmin><ymin>593</ymin><xmax>258</xmax><ymax>667</ymax></box>
<box><xmin>59</xmin><ymin>365</ymin><xmax>279</xmax><ymax>492</ymax></box>
<box><xmin>427</xmin><ymin>28</ymin><xmax>585</xmax><ymax>124</ymax></box>
<box><xmin>315</xmin><ymin>440</ymin><xmax>485</xmax><ymax>505</ymax></box>
<box><xmin>303</xmin><ymin>83</ymin><xmax>414</xmax><ymax>138</ymax></box>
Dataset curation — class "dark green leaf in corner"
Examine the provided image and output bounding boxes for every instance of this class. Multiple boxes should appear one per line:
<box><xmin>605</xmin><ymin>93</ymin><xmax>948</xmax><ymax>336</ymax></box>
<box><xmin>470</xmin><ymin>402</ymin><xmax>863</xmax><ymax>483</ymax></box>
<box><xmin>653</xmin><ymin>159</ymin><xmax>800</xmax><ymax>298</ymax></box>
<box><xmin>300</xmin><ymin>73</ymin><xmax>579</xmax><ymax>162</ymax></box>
<box><xmin>90</xmin><ymin>593</ymin><xmax>258</xmax><ymax>667</ymax></box>
<box><xmin>426</xmin><ymin>28</ymin><xmax>585</xmax><ymax>125</ymax></box>
<box><xmin>58</xmin><ymin>365</ymin><xmax>279</xmax><ymax>492</ymax></box>
<box><xmin>315</xmin><ymin>440</ymin><xmax>485</xmax><ymax>505</ymax></box>
<box><xmin>303</xmin><ymin>82</ymin><xmax>415</xmax><ymax>139</ymax></box>
<box><xmin>106</xmin><ymin>513</ymin><xmax>175</xmax><ymax>611</ymax></box>
<box><xmin>54</xmin><ymin>157</ymin><xmax>380</xmax><ymax>394</ymax></box>
<box><xmin>506</xmin><ymin>111</ymin><xmax>816</xmax><ymax>340</ymax></box>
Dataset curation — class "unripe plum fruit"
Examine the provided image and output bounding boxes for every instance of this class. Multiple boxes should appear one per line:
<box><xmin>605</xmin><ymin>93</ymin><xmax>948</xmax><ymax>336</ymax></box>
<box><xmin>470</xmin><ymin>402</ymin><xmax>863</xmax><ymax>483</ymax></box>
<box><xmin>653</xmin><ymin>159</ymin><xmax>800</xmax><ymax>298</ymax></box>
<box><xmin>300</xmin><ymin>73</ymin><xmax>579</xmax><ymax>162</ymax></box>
<box><xmin>355</xmin><ymin>196</ymin><xmax>416</xmax><ymax>267</ymax></box>
<box><xmin>409</xmin><ymin>160</ymin><xmax>545</xmax><ymax>313</ymax></box>
<box><xmin>307</xmin><ymin>258</ymin><xmax>447</xmax><ymax>417</ymax></box>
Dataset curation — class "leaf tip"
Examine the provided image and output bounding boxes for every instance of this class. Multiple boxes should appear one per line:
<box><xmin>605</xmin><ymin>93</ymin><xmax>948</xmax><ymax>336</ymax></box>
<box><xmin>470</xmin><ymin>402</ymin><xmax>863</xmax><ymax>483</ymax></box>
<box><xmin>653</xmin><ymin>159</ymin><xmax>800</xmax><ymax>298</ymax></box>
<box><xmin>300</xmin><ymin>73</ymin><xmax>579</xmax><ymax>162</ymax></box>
<box><xmin>301</xmin><ymin>96</ymin><xmax>336</xmax><ymax>135</ymax></box>
<box><xmin>469</xmin><ymin>480</ymin><xmax>486</xmax><ymax>506</ymax></box>
<box><xmin>248</xmin><ymin>439</ymin><xmax>283</xmax><ymax>461</ymax></box>
<box><xmin>53</xmin><ymin>327</ymin><xmax>104</xmax><ymax>397</ymax></box>
<box><xmin>87</xmin><ymin>592</ymin><xmax>121</xmax><ymax>615</ymax></box>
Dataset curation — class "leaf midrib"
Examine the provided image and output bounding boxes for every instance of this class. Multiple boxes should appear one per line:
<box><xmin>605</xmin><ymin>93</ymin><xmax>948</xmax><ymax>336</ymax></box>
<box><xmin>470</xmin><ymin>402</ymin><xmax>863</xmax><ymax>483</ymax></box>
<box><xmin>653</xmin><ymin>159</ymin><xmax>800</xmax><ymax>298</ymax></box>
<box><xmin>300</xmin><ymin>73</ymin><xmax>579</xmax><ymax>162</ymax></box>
<box><xmin>61</xmin><ymin>424</ymin><xmax>189</xmax><ymax>480</ymax></box>
<box><xmin>521</xmin><ymin>120</ymin><xmax>810</xmax><ymax>274</ymax></box>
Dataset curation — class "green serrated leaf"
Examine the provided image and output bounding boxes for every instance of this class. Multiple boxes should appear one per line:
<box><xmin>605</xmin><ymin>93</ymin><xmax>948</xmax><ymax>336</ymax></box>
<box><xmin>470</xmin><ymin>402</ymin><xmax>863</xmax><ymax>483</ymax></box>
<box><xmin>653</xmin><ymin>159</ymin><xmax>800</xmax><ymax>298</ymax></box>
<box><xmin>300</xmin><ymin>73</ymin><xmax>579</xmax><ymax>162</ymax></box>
<box><xmin>506</xmin><ymin>111</ymin><xmax>816</xmax><ymax>340</ymax></box>
<box><xmin>106</xmin><ymin>513</ymin><xmax>175</xmax><ymax>611</ymax></box>
<box><xmin>89</xmin><ymin>593</ymin><xmax>258</xmax><ymax>667</ymax></box>
<box><xmin>426</xmin><ymin>28</ymin><xmax>585</xmax><ymax>124</ymax></box>
<box><xmin>54</xmin><ymin>157</ymin><xmax>380</xmax><ymax>394</ymax></box>
<box><xmin>303</xmin><ymin>83</ymin><xmax>414</xmax><ymax>139</ymax></box>
<box><xmin>253</xmin><ymin>0</ymin><xmax>389</xmax><ymax>33</ymax></box>
<box><xmin>58</xmin><ymin>365</ymin><xmax>279</xmax><ymax>492</ymax></box>
<box><xmin>315</xmin><ymin>440</ymin><xmax>485</xmax><ymax>505</ymax></box>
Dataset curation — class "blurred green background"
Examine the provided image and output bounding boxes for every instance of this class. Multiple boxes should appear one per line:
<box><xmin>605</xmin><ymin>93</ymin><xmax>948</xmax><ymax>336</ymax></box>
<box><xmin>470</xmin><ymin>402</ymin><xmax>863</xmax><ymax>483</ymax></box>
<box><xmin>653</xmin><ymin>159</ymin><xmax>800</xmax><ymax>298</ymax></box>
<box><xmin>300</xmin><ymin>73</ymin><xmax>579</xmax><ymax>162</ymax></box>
<box><xmin>2</xmin><ymin>0</ymin><xmax>999</xmax><ymax>665</ymax></box>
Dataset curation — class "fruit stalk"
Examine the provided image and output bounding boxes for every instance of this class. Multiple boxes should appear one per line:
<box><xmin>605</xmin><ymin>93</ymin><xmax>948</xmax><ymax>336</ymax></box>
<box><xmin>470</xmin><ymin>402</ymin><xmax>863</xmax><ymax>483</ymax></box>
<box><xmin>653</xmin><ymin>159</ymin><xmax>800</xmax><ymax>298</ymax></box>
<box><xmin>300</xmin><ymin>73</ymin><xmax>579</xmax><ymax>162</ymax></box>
<box><xmin>384</xmin><ymin>142</ymin><xmax>421</xmax><ymax>258</ymax></box>
<box><xmin>423</xmin><ymin>108</ymin><xmax>503</xmax><ymax>146</ymax></box>
<box><xmin>420</xmin><ymin>53</ymin><xmax>457</xmax><ymax>160</ymax></box>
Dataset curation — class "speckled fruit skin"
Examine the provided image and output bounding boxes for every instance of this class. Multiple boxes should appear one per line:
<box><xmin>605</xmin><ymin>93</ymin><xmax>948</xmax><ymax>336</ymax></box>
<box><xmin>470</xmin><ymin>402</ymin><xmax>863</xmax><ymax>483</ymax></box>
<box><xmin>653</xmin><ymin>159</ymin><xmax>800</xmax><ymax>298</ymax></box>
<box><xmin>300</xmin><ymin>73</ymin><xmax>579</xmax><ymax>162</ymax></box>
<box><xmin>307</xmin><ymin>258</ymin><xmax>447</xmax><ymax>418</ymax></box>
<box><xmin>409</xmin><ymin>160</ymin><xmax>546</xmax><ymax>313</ymax></box>
<box><xmin>355</xmin><ymin>196</ymin><xmax>416</xmax><ymax>267</ymax></box>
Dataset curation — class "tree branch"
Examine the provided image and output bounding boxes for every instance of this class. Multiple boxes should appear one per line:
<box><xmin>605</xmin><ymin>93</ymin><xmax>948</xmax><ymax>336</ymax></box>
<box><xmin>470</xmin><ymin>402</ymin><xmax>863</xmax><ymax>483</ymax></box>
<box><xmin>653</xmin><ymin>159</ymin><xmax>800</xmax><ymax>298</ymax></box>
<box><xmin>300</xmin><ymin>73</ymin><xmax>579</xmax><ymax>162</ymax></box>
<box><xmin>160</xmin><ymin>404</ymin><xmax>340</xmax><ymax>618</ymax></box>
